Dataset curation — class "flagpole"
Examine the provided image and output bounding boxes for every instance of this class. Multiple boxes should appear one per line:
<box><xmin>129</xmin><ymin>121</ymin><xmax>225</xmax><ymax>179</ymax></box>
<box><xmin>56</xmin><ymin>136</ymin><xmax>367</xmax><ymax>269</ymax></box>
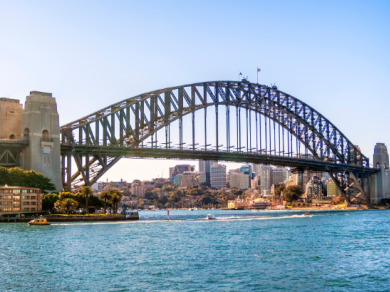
<box><xmin>257</xmin><ymin>70</ymin><xmax>258</xmax><ymax>84</ymax></box>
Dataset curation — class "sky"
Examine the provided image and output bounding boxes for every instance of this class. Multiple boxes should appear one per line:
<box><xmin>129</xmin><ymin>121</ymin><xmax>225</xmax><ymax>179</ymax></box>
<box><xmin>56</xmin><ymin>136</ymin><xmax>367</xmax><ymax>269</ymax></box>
<box><xmin>0</xmin><ymin>0</ymin><xmax>389</xmax><ymax>182</ymax></box>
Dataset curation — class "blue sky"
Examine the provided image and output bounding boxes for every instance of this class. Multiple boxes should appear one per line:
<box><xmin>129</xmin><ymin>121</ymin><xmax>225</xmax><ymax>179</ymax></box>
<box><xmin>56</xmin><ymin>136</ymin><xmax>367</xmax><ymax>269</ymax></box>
<box><xmin>0</xmin><ymin>0</ymin><xmax>389</xmax><ymax>181</ymax></box>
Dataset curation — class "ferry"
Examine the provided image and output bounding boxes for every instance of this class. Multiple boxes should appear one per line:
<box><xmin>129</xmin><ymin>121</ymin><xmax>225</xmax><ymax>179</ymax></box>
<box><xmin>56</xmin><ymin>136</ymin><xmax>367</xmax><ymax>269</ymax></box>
<box><xmin>28</xmin><ymin>216</ymin><xmax>51</xmax><ymax>226</ymax></box>
<box><xmin>250</xmin><ymin>202</ymin><xmax>271</xmax><ymax>210</ymax></box>
<box><xmin>125</xmin><ymin>210</ymin><xmax>140</xmax><ymax>220</ymax></box>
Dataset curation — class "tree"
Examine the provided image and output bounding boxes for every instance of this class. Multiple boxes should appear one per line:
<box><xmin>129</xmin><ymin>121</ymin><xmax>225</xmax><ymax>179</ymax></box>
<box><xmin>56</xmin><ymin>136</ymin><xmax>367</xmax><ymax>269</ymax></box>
<box><xmin>275</xmin><ymin>184</ymin><xmax>286</xmax><ymax>198</ymax></box>
<box><xmin>198</xmin><ymin>194</ymin><xmax>213</xmax><ymax>206</ymax></box>
<box><xmin>109</xmin><ymin>190</ymin><xmax>122</xmax><ymax>214</ymax></box>
<box><xmin>80</xmin><ymin>186</ymin><xmax>93</xmax><ymax>213</ymax></box>
<box><xmin>144</xmin><ymin>191</ymin><xmax>155</xmax><ymax>200</ymax></box>
<box><xmin>99</xmin><ymin>191</ymin><xmax>110</xmax><ymax>213</ymax></box>
<box><xmin>284</xmin><ymin>185</ymin><xmax>304</xmax><ymax>202</ymax></box>
<box><xmin>0</xmin><ymin>167</ymin><xmax>56</xmax><ymax>192</ymax></box>
<box><xmin>162</xmin><ymin>185</ymin><xmax>175</xmax><ymax>192</ymax></box>
<box><xmin>55</xmin><ymin>198</ymin><xmax>78</xmax><ymax>215</ymax></box>
<box><xmin>42</xmin><ymin>193</ymin><xmax>59</xmax><ymax>211</ymax></box>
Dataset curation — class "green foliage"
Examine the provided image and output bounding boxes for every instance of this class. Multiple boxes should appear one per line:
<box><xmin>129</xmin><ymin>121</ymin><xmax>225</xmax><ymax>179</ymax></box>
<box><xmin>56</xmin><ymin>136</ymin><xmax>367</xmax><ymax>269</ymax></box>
<box><xmin>42</xmin><ymin>193</ymin><xmax>59</xmax><ymax>210</ymax></box>
<box><xmin>144</xmin><ymin>191</ymin><xmax>155</xmax><ymax>200</ymax></box>
<box><xmin>275</xmin><ymin>184</ymin><xmax>286</xmax><ymax>198</ymax></box>
<box><xmin>284</xmin><ymin>185</ymin><xmax>304</xmax><ymax>202</ymax></box>
<box><xmin>80</xmin><ymin>186</ymin><xmax>93</xmax><ymax>212</ymax></box>
<box><xmin>99</xmin><ymin>191</ymin><xmax>111</xmax><ymax>213</ymax></box>
<box><xmin>186</xmin><ymin>187</ymin><xmax>204</xmax><ymax>197</ymax></box>
<box><xmin>109</xmin><ymin>190</ymin><xmax>122</xmax><ymax>213</ymax></box>
<box><xmin>162</xmin><ymin>185</ymin><xmax>175</xmax><ymax>192</ymax></box>
<box><xmin>55</xmin><ymin>198</ymin><xmax>78</xmax><ymax>215</ymax></box>
<box><xmin>0</xmin><ymin>167</ymin><xmax>56</xmax><ymax>192</ymax></box>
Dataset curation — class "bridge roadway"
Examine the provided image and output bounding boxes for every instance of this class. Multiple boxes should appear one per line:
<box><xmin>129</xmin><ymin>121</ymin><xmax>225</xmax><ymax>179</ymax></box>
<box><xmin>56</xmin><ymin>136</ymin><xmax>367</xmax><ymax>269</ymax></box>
<box><xmin>60</xmin><ymin>144</ymin><xmax>379</xmax><ymax>174</ymax></box>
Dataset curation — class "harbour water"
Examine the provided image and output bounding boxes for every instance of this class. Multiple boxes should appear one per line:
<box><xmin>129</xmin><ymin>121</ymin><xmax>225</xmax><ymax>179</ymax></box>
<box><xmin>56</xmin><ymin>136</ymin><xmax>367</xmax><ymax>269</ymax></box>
<box><xmin>1</xmin><ymin>209</ymin><xmax>389</xmax><ymax>291</ymax></box>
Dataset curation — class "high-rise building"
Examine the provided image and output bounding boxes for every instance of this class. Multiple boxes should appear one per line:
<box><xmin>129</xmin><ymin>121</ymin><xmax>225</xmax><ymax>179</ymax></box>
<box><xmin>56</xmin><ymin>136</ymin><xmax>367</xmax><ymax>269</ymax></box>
<box><xmin>229</xmin><ymin>173</ymin><xmax>250</xmax><ymax>190</ymax></box>
<box><xmin>211</xmin><ymin>164</ymin><xmax>227</xmax><ymax>189</ymax></box>
<box><xmin>180</xmin><ymin>172</ymin><xmax>198</xmax><ymax>188</ymax></box>
<box><xmin>199</xmin><ymin>160</ymin><xmax>216</xmax><ymax>185</ymax></box>
<box><xmin>196</xmin><ymin>173</ymin><xmax>206</xmax><ymax>185</ymax></box>
<box><xmin>260</xmin><ymin>166</ymin><xmax>273</xmax><ymax>195</ymax></box>
<box><xmin>327</xmin><ymin>178</ymin><xmax>342</xmax><ymax>197</ymax></box>
<box><xmin>272</xmin><ymin>168</ymin><xmax>287</xmax><ymax>185</ymax></box>
<box><xmin>169</xmin><ymin>164</ymin><xmax>195</xmax><ymax>178</ymax></box>
<box><xmin>305</xmin><ymin>176</ymin><xmax>323</xmax><ymax>199</ymax></box>
<box><xmin>173</xmin><ymin>174</ymin><xmax>182</xmax><ymax>186</ymax></box>
<box><xmin>240</xmin><ymin>165</ymin><xmax>252</xmax><ymax>176</ymax></box>
<box><xmin>251</xmin><ymin>163</ymin><xmax>262</xmax><ymax>177</ymax></box>
<box><xmin>251</xmin><ymin>176</ymin><xmax>261</xmax><ymax>190</ymax></box>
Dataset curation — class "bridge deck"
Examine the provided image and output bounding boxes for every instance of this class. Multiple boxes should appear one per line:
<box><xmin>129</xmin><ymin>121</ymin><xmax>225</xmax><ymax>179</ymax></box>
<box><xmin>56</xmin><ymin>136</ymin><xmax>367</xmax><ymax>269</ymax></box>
<box><xmin>61</xmin><ymin>145</ymin><xmax>378</xmax><ymax>174</ymax></box>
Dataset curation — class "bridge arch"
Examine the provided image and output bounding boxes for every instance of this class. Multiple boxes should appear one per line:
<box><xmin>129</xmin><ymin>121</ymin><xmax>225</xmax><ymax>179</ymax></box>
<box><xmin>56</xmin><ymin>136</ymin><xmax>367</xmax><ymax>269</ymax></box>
<box><xmin>60</xmin><ymin>80</ymin><xmax>370</xmax><ymax>193</ymax></box>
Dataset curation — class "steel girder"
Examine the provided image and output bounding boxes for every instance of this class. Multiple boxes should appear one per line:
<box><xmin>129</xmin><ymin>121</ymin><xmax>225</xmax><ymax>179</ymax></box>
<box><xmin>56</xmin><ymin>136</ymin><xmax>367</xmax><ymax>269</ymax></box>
<box><xmin>0</xmin><ymin>140</ymin><xmax>28</xmax><ymax>167</ymax></box>
<box><xmin>60</xmin><ymin>80</ymin><xmax>373</xmax><ymax>191</ymax></box>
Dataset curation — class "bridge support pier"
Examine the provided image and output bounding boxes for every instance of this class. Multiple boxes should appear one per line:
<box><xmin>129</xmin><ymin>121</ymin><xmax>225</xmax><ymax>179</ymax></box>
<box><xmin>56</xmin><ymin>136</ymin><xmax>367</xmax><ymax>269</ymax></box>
<box><xmin>369</xmin><ymin>143</ymin><xmax>390</xmax><ymax>204</ymax></box>
<box><xmin>21</xmin><ymin>92</ymin><xmax>62</xmax><ymax>192</ymax></box>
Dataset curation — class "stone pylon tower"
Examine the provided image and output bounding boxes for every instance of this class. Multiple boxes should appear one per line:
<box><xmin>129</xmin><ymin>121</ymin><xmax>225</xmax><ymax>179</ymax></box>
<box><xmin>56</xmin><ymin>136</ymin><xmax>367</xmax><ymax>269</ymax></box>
<box><xmin>21</xmin><ymin>91</ymin><xmax>62</xmax><ymax>191</ymax></box>
<box><xmin>371</xmin><ymin>143</ymin><xmax>390</xmax><ymax>204</ymax></box>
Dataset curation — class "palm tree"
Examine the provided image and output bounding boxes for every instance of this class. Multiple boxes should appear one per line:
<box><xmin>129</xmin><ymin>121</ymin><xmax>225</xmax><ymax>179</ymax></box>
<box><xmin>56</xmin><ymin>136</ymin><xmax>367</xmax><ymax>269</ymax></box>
<box><xmin>99</xmin><ymin>191</ymin><xmax>110</xmax><ymax>213</ymax></box>
<box><xmin>109</xmin><ymin>190</ymin><xmax>122</xmax><ymax>214</ymax></box>
<box><xmin>80</xmin><ymin>186</ymin><xmax>93</xmax><ymax>214</ymax></box>
<box><xmin>60</xmin><ymin>198</ymin><xmax>78</xmax><ymax>215</ymax></box>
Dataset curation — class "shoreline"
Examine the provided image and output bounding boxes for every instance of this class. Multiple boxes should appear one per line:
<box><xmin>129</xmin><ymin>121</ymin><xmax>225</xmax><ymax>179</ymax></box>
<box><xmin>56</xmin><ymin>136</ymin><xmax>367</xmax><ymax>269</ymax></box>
<box><xmin>0</xmin><ymin>214</ymin><xmax>139</xmax><ymax>223</ymax></box>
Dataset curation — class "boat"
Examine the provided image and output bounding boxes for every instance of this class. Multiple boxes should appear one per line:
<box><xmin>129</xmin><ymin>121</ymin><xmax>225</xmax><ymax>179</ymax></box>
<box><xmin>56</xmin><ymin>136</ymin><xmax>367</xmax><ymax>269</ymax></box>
<box><xmin>304</xmin><ymin>211</ymin><xmax>310</xmax><ymax>216</ymax></box>
<box><xmin>206</xmin><ymin>214</ymin><xmax>216</xmax><ymax>220</ymax></box>
<box><xmin>28</xmin><ymin>216</ymin><xmax>51</xmax><ymax>226</ymax></box>
<box><xmin>189</xmin><ymin>208</ymin><xmax>194</xmax><ymax>211</ymax></box>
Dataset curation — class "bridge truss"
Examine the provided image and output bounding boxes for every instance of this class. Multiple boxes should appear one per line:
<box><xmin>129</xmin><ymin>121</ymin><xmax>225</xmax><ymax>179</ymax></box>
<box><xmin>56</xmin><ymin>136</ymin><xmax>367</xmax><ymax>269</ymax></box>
<box><xmin>60</xmin><ymin>80</ymin><xmax>377</xmax><ymax>204</ymax></box>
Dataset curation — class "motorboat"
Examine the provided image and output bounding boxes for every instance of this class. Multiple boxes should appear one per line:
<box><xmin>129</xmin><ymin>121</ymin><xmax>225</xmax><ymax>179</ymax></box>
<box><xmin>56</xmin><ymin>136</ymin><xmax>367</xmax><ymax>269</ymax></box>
<box><xmin>189</xmin><ymin>208</ymin><xmax>194</xmax><ymax>211</ymax></box>
<box><xmin>304</xmin><ymin>211</ymin><xmax>310</xmax><ymax>216</ymax></box>
<box><xmin>206</xmin><ymin>214</ymin><xmax>216</xmax><ymax>220</ymax></box>
<box><xmin>28</xmin><ymin>216</ymin><xmax>51</xmax><ymax>226</ymax></box>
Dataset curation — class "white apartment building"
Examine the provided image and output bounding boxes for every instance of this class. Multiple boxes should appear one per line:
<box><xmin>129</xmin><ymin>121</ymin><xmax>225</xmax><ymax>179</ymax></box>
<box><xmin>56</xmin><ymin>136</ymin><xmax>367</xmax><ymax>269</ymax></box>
<box><xmin>211</xmin><ymin>164</ymin><xmax>227</xmax><ymax>189</ymax></box>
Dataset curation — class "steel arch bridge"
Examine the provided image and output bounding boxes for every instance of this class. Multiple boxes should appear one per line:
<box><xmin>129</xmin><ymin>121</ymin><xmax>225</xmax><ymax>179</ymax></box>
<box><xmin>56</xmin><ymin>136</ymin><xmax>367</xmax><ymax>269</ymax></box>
<box><xmin>60</xmin><ymin>80</ymin><xmax>377</xmax><ymax>203</ymax></box>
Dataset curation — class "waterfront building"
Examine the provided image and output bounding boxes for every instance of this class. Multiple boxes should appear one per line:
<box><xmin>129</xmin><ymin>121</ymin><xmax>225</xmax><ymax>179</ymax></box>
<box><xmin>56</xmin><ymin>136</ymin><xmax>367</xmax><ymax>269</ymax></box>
<box><xmin>0</xmin><ymin>185</ymin><xmax>42</xmax><ymax>214</ymax></box>
<box><xmin>211</xmin><ymin>164</ymin><xmax>227</xmax><ymax>189</ymax></box>
<box><xmin>327</xmin><ymin>178</ymin><xmax>342</xmax><ymax>197</ymax></box>
<box><xmin>229</xmin><ymin>173</ymin><xmax>250</xmax><ymax>190</ymax></box>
